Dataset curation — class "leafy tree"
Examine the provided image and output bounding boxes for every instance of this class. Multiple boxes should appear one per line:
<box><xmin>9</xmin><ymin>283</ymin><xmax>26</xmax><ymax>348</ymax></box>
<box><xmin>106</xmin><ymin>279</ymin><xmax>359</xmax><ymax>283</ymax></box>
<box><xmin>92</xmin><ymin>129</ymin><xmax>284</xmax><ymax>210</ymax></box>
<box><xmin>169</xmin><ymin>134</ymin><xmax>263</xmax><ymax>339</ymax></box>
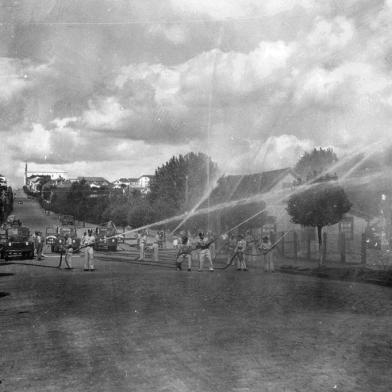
<box><xmin>66</xmin><ymin>179</ymin><xmax>91</xmax><ymax>223</ymax></box>
<box><xmin>148</xmin><ymin>152</ymin><xmax>219</xmax><ymax>217</ymax></box>
<box><xmin>127</xmin><ymin>199</ymin><xmax>157</xmax><ymax>228</ymax></box>
<box><xmin>295</xmin><ymin>148</ymin><xmax>338</xmax><ymax>180</ymax></box>
<box><xmin>287</xmin><ymin>183</ymin><xmax>352</xmax><ymax>261</ymax></box>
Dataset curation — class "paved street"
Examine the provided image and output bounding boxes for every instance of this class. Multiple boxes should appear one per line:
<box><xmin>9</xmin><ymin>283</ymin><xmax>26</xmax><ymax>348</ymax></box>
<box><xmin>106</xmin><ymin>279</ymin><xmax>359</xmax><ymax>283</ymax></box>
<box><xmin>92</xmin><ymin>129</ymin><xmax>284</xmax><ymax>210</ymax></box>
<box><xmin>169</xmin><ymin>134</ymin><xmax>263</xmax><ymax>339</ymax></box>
<box><xmin>1</xmin><ymin>194</ymin><xmax>392</xmax><ymax>392</ymax></box>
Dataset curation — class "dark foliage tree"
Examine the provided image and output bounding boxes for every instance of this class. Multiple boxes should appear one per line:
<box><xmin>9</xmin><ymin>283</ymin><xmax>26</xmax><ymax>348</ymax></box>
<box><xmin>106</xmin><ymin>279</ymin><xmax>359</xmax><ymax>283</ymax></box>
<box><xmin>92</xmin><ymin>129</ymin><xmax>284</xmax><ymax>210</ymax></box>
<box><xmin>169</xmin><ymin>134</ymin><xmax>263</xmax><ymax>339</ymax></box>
<box><xmin>148</xmin><ymin>152</ymin><xmax>219</xmax><ymax>217</ymax></box>
<box><xmin>65</xmin><ymin>179</ymin><xmax>91</xmax><ymax>222</ymax></box>
<box><xmin>287</xmin><ymin>183</ymin><xmax>352</xmax><ymax>251</ymax></box>
<box><xmin>295</xmin><ymin>148</ymin><xmax>338</xmax><ymax>180</ymax></box>
<box><xmin>127</xmin><ymin>199</ymin><xmax>157</xmax><ymax>229</ymax></box>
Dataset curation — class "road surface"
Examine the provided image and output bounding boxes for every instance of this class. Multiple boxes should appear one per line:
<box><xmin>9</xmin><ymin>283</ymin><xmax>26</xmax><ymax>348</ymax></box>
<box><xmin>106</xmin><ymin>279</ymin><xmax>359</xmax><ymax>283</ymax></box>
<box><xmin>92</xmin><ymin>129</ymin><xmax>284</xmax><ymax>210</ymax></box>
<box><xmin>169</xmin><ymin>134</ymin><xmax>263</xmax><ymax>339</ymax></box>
<box><xmin>1</xmin><ymin>192</ymin><xmax>391</xmax><ymax>392</ymax></box>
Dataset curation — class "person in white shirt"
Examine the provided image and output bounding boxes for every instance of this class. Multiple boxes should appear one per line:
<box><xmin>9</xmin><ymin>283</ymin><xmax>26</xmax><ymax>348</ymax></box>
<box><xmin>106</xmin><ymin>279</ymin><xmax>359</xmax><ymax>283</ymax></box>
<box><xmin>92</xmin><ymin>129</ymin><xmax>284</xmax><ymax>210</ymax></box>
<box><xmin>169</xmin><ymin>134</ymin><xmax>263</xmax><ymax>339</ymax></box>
<box><xmin>260</xmin><ymin>236</ymin><xmax>274</xmax><ymax>272</ymax></box>
<box><xmin>58</xmin><ymin>234</ymin><xmax>72</xmax><ymax>269</ymax></box>
<box><xmin>234</xmin><ymin>235</ymin><xmax>248</xmax><ymax>271</ymax></box>
<box><xmin>83</xmin><ymin>230</ymin><xmax>95</xmax><ymax>271</ymax></box>
<box><xmin>65</xmin><ymin>235</ymin><xmax>73</xmax><ymax>269</ymax></box>
<box><xmin>176</xmin><ymin>233</ymin><xmax>193</xmax><ymax>271</ymax></box>
<box><xmin>197</xmin><ymin>232</ymin><xmax>214</xmax><ymax>272</ymax></box>
<box><xmin>36</xmin><ymin>232</ymin><xmax>44</xmax><ymax>261</ymax></box>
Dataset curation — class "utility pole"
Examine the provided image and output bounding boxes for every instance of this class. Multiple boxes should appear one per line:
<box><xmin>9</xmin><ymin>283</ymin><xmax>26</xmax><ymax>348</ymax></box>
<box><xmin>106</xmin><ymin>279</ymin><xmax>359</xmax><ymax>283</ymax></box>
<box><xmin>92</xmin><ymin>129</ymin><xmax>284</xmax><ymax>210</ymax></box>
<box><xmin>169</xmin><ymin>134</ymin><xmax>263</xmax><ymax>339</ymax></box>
<box><xmin>380</xmin><ymin>194</ymin><xmax>389</xmax><ymax>250</ymax></box>
<box><xmin>185</xmin><ymin>175</ymin><xmax>189</xmax><ymax>209</ymax></box>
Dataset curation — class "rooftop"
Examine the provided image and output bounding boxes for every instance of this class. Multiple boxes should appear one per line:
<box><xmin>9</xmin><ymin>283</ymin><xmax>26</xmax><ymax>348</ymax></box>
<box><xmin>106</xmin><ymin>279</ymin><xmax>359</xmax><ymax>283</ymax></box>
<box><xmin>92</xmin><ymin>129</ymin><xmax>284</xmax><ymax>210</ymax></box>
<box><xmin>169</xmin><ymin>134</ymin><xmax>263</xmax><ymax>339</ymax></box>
<box><xmin>210</xmin><ymin>168</ymin><xmax>300</xmax><ymax>202</ymax></box>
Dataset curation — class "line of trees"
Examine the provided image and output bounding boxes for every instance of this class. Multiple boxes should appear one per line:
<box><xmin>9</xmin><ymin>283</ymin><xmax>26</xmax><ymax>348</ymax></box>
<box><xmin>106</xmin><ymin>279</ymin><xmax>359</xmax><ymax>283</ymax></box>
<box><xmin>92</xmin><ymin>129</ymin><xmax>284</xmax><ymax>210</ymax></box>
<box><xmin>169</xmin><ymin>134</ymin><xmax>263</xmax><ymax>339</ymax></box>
<box><xmin>0</xmin><ymin>186</ymin><xmax>13</xmax><ymax>224</ymax></box>
<box><xmin>25</xmin><ymin>153</ymin><xmax>224</xmax><ymax>231</ymax></box>
<box><xmin>26</xmin><ymin>152</ymin><xmax>272</xmax><ymax>233</ymax></box>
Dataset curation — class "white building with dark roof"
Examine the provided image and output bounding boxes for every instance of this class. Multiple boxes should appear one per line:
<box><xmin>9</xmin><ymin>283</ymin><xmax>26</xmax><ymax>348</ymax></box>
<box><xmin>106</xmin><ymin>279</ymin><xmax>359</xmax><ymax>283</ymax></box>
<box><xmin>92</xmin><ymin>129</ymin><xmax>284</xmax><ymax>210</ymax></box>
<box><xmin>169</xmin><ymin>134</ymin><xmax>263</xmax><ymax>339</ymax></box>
<box><xmin>24</xmin><ymin>162</ymin><xmax>67</xmax><ymax>185</ymax></box>
<box><xmin>113</xmin><ymin>174</ymin><xmax>154</xmax><ymax>193</ymax></box>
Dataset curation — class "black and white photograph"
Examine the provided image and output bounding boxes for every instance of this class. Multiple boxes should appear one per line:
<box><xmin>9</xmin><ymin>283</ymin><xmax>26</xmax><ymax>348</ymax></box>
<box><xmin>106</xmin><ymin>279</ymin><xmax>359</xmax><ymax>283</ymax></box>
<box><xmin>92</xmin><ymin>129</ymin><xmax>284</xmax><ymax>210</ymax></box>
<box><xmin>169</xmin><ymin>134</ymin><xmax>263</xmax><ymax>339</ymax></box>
<box><xmin>1</xmin><ymin>1</ymin><xmax>392</xmax><ymax>391</ymax></box>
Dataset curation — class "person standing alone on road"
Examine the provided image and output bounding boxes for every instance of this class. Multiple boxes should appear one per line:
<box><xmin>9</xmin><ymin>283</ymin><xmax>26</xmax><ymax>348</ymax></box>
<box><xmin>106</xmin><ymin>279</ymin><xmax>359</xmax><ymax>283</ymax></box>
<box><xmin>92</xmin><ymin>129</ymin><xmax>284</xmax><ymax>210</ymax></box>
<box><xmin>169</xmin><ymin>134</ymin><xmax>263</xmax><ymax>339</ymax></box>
<box><xmin>58</xmin><ymin>234</ymin><xmax>72</xmax><ymax>269</ymax></box>
<box><xmin>65</xmin><ymin>234</ymin><xmax>73</xmax><ymax>269</ymax></box>
<box><xmin>197</xmin><ymin>232</ymin><xmax>214</xmax><ymax>272</ymax></box>
<box><xmin>225</xmin><ymin>234</ymin><xmax>237</xmax><ymax>267</ymax></box>
<box><xmin>260</xmin><ymin>236</ymin><xmax>274</xmax><ymax>272</ymax></box>
<box><xmin>35</xmin><ymin>231</ymin><xmax>44</xmax><ymax>261</ymax></box>
<box><xmin>234</xmin><ymin>234</ymin><xmax>248</xmax><ymax>271</ymax></box>
<box><xmin>176</xmin><ymin>233</ymin><xmax>193</xmax><ymax>271</ymax></box>
<box><xmin>83</xmin><ymin>230</ymin><xmax>95</xmax><ymax>271</ymax></box>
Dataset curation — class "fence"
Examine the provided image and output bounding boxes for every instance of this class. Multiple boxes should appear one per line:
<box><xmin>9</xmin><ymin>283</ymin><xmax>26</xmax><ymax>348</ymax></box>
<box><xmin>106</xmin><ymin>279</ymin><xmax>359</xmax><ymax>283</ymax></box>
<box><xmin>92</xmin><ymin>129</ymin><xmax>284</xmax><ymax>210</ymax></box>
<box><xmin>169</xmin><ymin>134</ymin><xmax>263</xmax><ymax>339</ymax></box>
<box><xmin>272</xmin><ymin>230</ymin><xmax>389</xmax><ymax>267</ymax></box>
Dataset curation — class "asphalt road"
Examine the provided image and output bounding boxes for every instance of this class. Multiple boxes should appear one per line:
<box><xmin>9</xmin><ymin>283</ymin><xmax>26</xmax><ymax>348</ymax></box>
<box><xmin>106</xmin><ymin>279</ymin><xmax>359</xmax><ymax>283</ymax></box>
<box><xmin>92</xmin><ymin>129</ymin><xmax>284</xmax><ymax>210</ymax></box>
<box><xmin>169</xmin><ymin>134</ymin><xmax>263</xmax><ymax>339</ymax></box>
<box><xmin>11</xmin><ymin>190</ymin><xmax>60</xmax><ymax>234</ymax></box>
<box><xmin>1</xmin><ymin>192</ymin><xmax>392</xmax><ymax>392</ymax></box>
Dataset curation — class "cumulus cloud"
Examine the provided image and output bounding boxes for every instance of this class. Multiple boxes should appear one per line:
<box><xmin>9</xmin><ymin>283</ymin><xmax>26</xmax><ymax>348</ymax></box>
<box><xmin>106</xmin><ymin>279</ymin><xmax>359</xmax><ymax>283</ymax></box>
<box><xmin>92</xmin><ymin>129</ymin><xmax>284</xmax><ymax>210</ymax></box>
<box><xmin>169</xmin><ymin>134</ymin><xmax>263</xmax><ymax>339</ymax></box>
<box><xmin>1</xmin><ymin>0</ymin><xmax>392</xmax><ymax>186</ymax></box>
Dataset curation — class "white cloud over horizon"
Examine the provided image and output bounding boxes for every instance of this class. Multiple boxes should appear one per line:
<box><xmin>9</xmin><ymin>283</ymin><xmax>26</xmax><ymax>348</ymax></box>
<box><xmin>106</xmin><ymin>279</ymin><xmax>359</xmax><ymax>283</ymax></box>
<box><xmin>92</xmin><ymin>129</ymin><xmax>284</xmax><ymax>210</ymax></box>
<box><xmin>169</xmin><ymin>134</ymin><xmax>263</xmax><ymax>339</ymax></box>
<box><xmin>1</xmin><ymin>0</ymin><xmax>392</xmax><ymax>187</ymax></box>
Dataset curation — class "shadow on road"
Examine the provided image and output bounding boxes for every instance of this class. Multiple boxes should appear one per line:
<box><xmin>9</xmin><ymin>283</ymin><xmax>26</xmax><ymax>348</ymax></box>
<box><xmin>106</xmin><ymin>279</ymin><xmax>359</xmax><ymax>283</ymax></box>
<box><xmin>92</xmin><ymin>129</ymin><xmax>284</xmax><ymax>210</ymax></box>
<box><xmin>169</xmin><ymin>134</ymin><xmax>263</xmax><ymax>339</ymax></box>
<box><xmin>9</xmin><ymin>261</ymin><xmax>60</xmax><ymax>269</ymax></box>
<box><xmin>97</xmin><ymin>255</ymin><xmax>175</xmax><ymax>269</ymax></box>
<box><xmin>0</xmin><ymin>292</ymin><xmax>10</xmax><ymax>298</ymax></box>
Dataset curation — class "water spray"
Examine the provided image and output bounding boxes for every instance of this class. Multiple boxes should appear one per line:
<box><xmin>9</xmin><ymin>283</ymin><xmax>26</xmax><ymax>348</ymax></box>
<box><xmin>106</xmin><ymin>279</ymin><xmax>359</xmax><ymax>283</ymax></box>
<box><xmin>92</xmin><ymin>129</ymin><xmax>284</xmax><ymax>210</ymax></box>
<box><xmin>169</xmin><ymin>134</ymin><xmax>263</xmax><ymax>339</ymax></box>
<box><xmin>97</xmin><ymin>137</ymin><xmax>392</xmax><ymax>248</ymax></box>
<box><xmin>171</xmin><ymin>173</ymin><xmax>221</xmax><ymax>235</ymax></box>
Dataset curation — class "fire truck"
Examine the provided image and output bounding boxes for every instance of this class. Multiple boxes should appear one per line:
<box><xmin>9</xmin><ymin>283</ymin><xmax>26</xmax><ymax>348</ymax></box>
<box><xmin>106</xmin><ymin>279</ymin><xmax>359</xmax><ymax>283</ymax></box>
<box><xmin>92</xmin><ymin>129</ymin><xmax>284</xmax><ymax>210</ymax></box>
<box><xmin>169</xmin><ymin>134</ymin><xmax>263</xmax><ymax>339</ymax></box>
<box><xmin>0</xmin><ymin>227</ymin><xmax>7</xmax><ymax>259</ymax></box>
<box><xmin>93</xmin><ymin>221</ymin><xmax>118</xmax><ymax>252</ymax></box>
<box><xmin>45</xmin><ymin>215</ymin><xmax>81</xmax><ymax>253</ymax></box>
<box><xmin>0</xmin><ymin>225</ymin><xmax>34</xmax><ymax>261</ymax></box>
<box><xmin>59</xmin><ymin>215</ymin><xmax>75</xmax><ymax>226</ymax></box>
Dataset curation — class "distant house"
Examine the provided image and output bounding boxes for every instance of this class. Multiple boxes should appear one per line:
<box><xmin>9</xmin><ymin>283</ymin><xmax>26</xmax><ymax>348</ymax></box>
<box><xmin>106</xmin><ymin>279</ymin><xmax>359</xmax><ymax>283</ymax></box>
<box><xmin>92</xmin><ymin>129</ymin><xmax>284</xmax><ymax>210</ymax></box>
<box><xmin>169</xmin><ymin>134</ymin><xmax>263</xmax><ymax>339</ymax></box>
<box><xmin>137</xmin><ymin>175</ymin><xmax>154</xmax><ymax>191</ymax></box>
<box><xmin>0</xmin><ymin>175</ymin><xmax>7</xmax><ymax>185</ymax></box>
<box><xmin>112</xmin><ymin>174</ymin><xmax>154</xmax><ymax>194</ymax></box>
<box><xmin>209</xmin><ymin>168</ymin><xmax>302</xmax><ymax>233</ymax></box>
<box><xmin>76</xmin><ymin>177</ymin><xmax>111</xmax><ymax>188</ymax></box>
<box><xmin>24</xmin><ymin>162</ymin><xmax>67</xmax><ymax>185</ymax></box>
<box><xmin>112</xmin><ymin>178</ymin><xmax>139</xmax><ymax>189</ymax></box>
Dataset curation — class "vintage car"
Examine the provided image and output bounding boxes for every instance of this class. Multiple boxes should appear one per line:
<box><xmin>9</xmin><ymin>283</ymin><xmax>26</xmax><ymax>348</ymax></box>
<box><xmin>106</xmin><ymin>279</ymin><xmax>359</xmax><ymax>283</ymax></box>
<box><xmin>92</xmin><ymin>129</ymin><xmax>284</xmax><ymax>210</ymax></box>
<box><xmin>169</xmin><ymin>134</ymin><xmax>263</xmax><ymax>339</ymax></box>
<box><xmin>1</xmin><ymin>226</ymin><xmax>34</xmax><ymax>261</ymax></box>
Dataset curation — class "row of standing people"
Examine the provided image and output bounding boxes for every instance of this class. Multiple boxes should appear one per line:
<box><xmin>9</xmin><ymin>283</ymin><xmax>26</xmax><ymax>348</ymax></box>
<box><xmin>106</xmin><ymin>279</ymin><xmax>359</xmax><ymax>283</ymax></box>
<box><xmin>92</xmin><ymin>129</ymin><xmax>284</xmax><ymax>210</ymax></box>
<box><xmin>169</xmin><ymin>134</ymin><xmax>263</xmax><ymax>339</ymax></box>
<box><xmin>135</xmin><ymin>230</ymin><xmax>215</xmax><ymax>271</ymax></box>
<box><xmin>31</xmin><ymin>230</ymin><xmax>94</xmax><ymax>270</ymax></box>
<box><xmin>56</xmin><ymin>230</ymin><xmax>96</xmax><ymax>271</ymax></box>
<box><xmin>175</xmin><ymin>231</ymin><xmax>215</xmax><ymax>272</ymax></box>
<box><xmin>175</xmin><ymin>232</ymin><xmax>275</xmax><ymax>272</ymax></box>
<box><xmin>226</xmin><ymin>234</ymin><xmax>275</xmax><ymax>272</ymax></box>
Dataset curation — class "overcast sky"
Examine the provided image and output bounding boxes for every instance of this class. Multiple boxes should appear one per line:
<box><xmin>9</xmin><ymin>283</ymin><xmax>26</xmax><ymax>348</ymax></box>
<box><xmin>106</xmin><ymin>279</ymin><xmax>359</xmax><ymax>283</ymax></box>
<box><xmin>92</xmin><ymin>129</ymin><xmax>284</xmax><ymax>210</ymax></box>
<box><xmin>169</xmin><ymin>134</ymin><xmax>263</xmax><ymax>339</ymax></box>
<box><xmin>0</xmin><ymin>0</ymin><xmax>391</xmax><ymax>186</ymax></box>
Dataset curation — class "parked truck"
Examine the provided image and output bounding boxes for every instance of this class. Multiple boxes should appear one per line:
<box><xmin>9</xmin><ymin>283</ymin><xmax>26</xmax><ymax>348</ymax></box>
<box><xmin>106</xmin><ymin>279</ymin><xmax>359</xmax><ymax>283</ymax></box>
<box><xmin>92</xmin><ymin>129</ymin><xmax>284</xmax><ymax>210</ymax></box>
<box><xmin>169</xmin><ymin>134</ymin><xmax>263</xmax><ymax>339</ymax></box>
<box><xmin>0</xmin><ymin>226</ymin><xmax>34</xmax><ymax>261</ymax></box>
<box><xmin>45</xmin><ymin>215</ymin><xmax>81</xmax><ymax>253</ymax></box>
<box><xmin>93</xmin><ymin>221</ymin><xmax>118</xmax><ymax>252</ymax></box>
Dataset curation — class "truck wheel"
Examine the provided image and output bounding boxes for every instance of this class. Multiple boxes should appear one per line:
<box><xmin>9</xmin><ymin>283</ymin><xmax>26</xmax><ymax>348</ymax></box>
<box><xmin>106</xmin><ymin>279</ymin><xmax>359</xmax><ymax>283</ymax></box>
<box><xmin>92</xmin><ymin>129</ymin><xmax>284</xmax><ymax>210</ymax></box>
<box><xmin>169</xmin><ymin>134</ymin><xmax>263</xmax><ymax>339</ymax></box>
<box><xmin>28</xmin><ymin>251</ymin><xmax>34</xmax><ymax>259</ymax></box>
<box><xmin>51</xmin><ymin>245</ymin><xmax>54</xmax><ymax>253</ymax></box>
<box><xmin>4</xmin><ymin>252</ymin><xmax>9</xmax><ymax>261</ymax></box>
